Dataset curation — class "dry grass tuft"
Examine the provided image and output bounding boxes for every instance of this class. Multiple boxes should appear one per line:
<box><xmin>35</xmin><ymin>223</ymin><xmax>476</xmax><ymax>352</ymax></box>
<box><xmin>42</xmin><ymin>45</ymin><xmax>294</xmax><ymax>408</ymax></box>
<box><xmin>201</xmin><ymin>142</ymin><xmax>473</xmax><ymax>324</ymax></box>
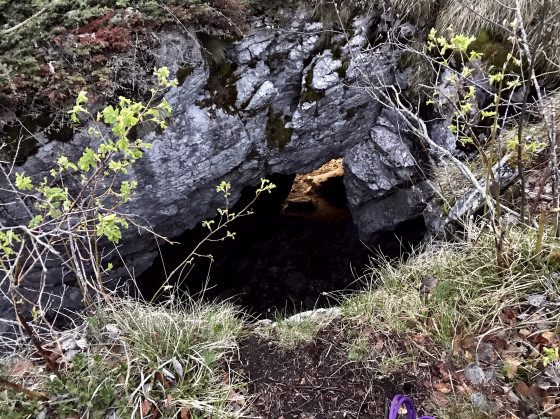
<box><xmin>435</xmin><ymin>0</ymin><xmax>560</xmax><ymax>76</ymax></box>
<box><xmin>341</xmin><ymin>221</ymin><xmax>560</xmax><ymax>347</ymax></box>
<box><xmin>0</xmin><ymin>298</ymin><xmax>248</xmax><ymax>418</ymax></box>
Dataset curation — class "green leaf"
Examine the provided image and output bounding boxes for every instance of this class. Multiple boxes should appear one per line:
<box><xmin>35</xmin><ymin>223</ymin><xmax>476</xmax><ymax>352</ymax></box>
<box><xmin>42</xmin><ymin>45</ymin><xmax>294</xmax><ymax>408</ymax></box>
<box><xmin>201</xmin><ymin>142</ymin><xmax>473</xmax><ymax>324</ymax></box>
<box><xmin>102</xmin><ymin>105</ymin><xmax>119</xmax><ymax>124</ymax></box>
<box><xmin>76</xmin><ymin>90</ymin><xmax>88</xmax><ymax>105</ymax></box>
<box><xmin>428</xmin><ymin>28</ymin><xmax>437</xmax><ymax>41</ymax></box>
<box><xmin>120</xmin><ymin>108</ymin><xmax>139</xmax><ymax>127</ymax></box>
<box><xmin>158</xmin><ymin>99</ymin><xmax>173</xmax><ymax>116</ymax></box>
<box><xmin>57</xmin><ymin>156</ymin><xmax>77</xmax><ymax>171</ymax></box>
<box><xmin>28</xmin><ymin>215</ymin><xmax>43</xmax><ymax>228</ymax></box>
<box><xmin>0</xmin><ymin>230</ymin><xmax>20</xmax><ymax>256</ymax></box>
<box><xmin>543</xmin><ymin>347</ymin><xmax>559</xmax><ymax>367</ymax></box>
<box><xmin>43</xmin><ymin>187</ymin><xmax>68</xmax><ymax>202</ymax></box>
<box><xmin>155</xmin><ymin>67</ymin><xmax>170</xmax><ymax>85</ymax></box>
<box><xmin>469</xmin><ymin>50</ymin><xmax>483</xmax><ymax>61</ymax></box>
<box><xmin>481</xmin><ymin>110</ymin><xmax>496</xmax><ymax>120</ymax></box>
<box><xmin>489</xmin><ymin>72</ymin><xmax>504</xmax><ymax>86</ymax></box>
<box><xmin>112</xmin><ymin>122</ymin><xmax>126</xmax><ymax>137</ymax></box>
<box><xmin>216</xmin><ymin>181</ymin><xmax>231</xmax><ymax>194</ymax></box>
<box><xmin>15</xmin><ymin>172</ymin><xmax>33</xmax><ymax>190</ymax></box>
<box><xmin>78</xmin><ymin>148</ymin><xmax>97</xmax><ymax>171</ymax></box>
<box><xmin>117</xmin><ymin>137</ymin><xmax>130</xmax><ymax>151</ymax></box>
<box><xmin>97</xmin><ymin>214</ymin><xmax>125</xmax><ymax>242</ymax></box>
<box><xmin>202</xmin><ymin>220</ymin><xmax>215</xmax><ymax>231</ymax></box>
<box><xmin>119</xmin><ymin>96</ymin><xmax>132</xmax><ymax>107</ymax></box>
<box><xmin>450</xmin><ymin>35</ymin><xmax>476</xmax><ymax>52</ymax></box>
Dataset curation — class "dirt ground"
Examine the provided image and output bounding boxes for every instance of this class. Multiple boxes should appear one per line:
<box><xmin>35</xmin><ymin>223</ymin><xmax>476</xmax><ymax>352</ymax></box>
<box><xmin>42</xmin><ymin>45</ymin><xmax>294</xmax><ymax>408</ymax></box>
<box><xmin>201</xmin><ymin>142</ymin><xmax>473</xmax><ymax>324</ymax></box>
<box><xmin>231</xmin><ymin>318</ymin><xmax>543</xmax><ymax>419</ymax></box>
<box><xmin>233</xmin><ymin>320</ymin><xmax>438</xmax><ymax>419</ymax></box>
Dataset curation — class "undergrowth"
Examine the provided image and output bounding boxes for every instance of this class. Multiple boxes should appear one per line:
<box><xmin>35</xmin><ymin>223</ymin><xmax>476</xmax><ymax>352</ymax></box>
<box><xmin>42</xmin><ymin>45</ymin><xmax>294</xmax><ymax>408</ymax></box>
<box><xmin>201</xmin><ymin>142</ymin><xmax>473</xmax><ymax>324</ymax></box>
<box><xmin>341</xmin><ymin>221</ymin><xmax>560</xmax><ymax>349</ymax></box>
<box><xmin>0</xmin><ymin>298</ymin><xmax>246</xmax><ymax>418</ymax></box>
<box><xmin>0</xmin><ymin>0</ymin><xmax>247</xmax><ymax>114</ymax></box>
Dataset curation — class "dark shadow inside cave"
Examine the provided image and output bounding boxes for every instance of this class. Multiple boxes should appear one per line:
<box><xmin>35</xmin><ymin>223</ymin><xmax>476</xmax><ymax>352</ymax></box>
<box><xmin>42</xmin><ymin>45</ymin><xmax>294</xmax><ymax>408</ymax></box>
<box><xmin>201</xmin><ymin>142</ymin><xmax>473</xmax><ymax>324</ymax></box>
<box><xmin>136</xmin><ymin>162</ymin><xmax>427</xmax><ymax>317</ymax></box>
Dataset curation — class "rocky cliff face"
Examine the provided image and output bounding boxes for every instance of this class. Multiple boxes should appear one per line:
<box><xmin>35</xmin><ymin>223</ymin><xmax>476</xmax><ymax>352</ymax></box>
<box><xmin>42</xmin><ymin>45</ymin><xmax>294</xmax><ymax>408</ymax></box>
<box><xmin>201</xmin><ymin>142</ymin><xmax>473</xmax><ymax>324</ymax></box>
<box><xmin>0</xmin><ymin>8</ymin><xmax>432</xmax><ymax>331</ymax></box>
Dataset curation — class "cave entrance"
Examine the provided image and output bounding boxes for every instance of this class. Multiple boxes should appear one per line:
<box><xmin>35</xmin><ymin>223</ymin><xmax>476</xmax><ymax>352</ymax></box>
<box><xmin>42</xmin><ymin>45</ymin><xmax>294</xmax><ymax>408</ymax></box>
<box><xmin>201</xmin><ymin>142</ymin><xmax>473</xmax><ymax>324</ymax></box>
<box><xmin>281</xmin><ymin>158</ymin><xmax>352</xmax><ymax>228</ymax></box>
<box><xmin>137</xmin><ymin>159</ymin><xmax>370</xmax><ymax>316</ymax></box>
<box><xmin>136</xmin><ymin>159</ymin><xmax>425</xmax><ymax>317</ymax></box>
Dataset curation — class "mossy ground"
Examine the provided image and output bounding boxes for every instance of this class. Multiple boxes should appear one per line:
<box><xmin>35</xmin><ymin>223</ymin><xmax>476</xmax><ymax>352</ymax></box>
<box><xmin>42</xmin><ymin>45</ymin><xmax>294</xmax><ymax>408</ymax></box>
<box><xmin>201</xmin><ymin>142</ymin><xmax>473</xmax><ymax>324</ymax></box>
<box><xmin>0</xmin><ymin>0</ymin><xmax>247</xmax><ymax>120</ymax></box>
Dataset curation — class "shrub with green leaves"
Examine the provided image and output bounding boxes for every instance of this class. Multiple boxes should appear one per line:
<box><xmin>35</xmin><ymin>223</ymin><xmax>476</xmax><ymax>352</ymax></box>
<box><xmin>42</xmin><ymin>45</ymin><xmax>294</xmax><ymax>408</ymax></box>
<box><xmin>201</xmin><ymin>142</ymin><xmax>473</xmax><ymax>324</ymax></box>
<box><xmin>0</xmin><ymin>67</ymin><xmax>177</xmax><ymax>319</ymax></box>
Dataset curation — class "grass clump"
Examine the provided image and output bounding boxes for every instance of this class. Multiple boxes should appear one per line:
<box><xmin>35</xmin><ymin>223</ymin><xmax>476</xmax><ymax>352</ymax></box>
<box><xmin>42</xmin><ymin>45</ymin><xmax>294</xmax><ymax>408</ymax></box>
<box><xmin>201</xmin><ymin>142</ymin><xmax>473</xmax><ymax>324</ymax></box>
<box><xmin>0</xmin><ymin>298</ymin><xmax>247</xmax><ymax>418</ymax></box>
<box><xmin>435</xmin><ymin>0</ymin><xmax>560</xmax><ymax>76</ymax></box>
<box><xmin>341</xmin><ymin>221</ymin><xmax>560</xmax><ymax>349</ymax></box>
<box><xmin>256</xmin><ymin>309</ymin><xmax>341</xmax><ymax>350</ymax></box>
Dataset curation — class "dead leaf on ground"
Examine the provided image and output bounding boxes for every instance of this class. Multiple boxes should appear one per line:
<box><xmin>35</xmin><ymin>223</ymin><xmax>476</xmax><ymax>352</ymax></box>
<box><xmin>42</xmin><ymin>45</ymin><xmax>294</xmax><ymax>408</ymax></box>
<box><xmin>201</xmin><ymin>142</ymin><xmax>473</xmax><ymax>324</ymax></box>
<box><xmin>222</xmin><ymin>370</ymin><xmax>230</xmax><ymax>384</ymax></box>
<box><xmin>430</xmin><ymin>390</ymin><xmax>450</xmax><ymax>407</ymax></box>
<box><xmin>140</xmin><ymin>400</ymin><xmax>152</xmax><ymax>417</ymax></box>
<box><xmin>515</xmin><ymin>381</ymin><xmax>531</xmax><ymax>399</ymax></box>
<box><xmin>461</xmin><ymin>335</ymin><xmax>475</xmax><ymax>349</ymax></box>
<box><xmin>536</xmin><ymin>331</ymin><xmax>558</xmax><ymax>346</ymax></box>
<box><xmin>503</xmin><ymin>357</ymin><xmax>523</xmax><ymax>379</ymax></box>
<box><xmin>433</xmin><ymin>382</ymin><xmax>452</xmax><ymax>394</ymax></box>
<box><xmin>542</xmin><ymin>396</ymin><xmax>560</xmax><ymax>417</ymax></box>
<box><xmin>488</xmin><ymin>335</ymin><xmax>508</xmax><ymax>351</ymax></box>
<box><xmin>452</xmin><ymin>333</ymin><xmax>463</xmax><ymax>356</ymax></box>
<box><xmin>518</xmin><ymin>329</ymin><xmax>531</xmax><ymax>340</ymax></box>
<box><xmin>437</xmin><ymin>363</ymin><xmax>451</xmax><ymax>380</ymax></box>
<box><xmin>412</xmin><ymin>334</ymin><xmax>426</xmax><ymax>344</ymax></box>
<box><xmin>500</xmin><ymin>308</ymin><xmax>518</xmax><ymax>325</ymax></box>
<box><xmin>375</xmin><ymin>339</ymin><xmax>384</xmax><ymax>350</ymax></box>
<box><xmin>180</xmin><ymin>407</ymin><xmax>190</xmax><ymax>419</ymax></box>
<box><xmin>362</xmin><ymin>327</ymin><xmax>375</xmax><ymax>337</ymax></box>
<box><xmin>529</xmin><ymin>383</ymin><xmax>545</xmax><ymax>402</ymax></box>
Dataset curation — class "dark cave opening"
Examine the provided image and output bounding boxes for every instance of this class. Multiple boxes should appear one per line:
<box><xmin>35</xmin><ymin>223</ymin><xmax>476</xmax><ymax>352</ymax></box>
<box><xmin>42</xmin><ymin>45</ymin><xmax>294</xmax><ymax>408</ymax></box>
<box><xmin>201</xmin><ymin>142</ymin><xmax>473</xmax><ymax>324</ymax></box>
<box><xmin>136</xmin><ymin>162</ymin><xmax>427</xmax><ymax>317</ymax></box>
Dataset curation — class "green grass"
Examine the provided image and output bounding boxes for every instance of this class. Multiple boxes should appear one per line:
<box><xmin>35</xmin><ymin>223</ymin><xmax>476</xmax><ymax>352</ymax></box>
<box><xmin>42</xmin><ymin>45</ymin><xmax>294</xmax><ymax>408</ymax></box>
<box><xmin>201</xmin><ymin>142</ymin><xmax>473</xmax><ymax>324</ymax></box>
<box><xmin>435</xmin><ymin>0</ymin><xmax>560</xmax><ymax>75</ymax></box>
<box><xmin>257</xmin><ymin>308</ymin><xmax>341</xmax><ymax>350</ymax></box>
<box><xmin>0</xmin><ymin>298</ymin><xmax>246</xmax><ymax>418</ymax></box>
<box><xmin>341</xmin><ymin>221</ymin><xmax>560</xmax><ymax>349</ymax></box>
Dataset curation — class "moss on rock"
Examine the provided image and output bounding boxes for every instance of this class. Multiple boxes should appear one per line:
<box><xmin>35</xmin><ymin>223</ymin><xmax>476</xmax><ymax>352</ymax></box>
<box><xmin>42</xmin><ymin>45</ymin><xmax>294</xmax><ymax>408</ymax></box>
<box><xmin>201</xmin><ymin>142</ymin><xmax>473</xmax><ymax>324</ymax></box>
<box><xmin>266</xmin><ymin>110</ymin><xmax>293</xmax><ymax>151</ymax></box>
<box><xmin>196</xmin><ymin>60</ymin><xmax>239</xmax><ymax>117</ymax></box>
<box><xmin>300</xmin><ymin>89</ymin><xmax>326</xmax><ymax>104</ymax></box>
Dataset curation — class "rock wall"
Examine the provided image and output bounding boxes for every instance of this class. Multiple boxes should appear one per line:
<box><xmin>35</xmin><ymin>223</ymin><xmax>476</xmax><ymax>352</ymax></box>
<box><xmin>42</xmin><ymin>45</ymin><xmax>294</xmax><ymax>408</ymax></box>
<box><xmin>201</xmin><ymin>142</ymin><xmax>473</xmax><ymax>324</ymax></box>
<box><xmin>0</xmin><ymin>9</ymin><xmax>432</xmax><ymax>333</ymax></box>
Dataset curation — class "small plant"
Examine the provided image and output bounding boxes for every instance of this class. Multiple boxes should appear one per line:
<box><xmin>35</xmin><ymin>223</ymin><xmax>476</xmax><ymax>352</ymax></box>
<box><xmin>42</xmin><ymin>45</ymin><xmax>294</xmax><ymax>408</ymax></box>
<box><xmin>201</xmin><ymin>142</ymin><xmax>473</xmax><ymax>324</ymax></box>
<box><xmin>543</xmin><ymin>346</ymin><xmax>559</xmax><ymax>367</ymax></box>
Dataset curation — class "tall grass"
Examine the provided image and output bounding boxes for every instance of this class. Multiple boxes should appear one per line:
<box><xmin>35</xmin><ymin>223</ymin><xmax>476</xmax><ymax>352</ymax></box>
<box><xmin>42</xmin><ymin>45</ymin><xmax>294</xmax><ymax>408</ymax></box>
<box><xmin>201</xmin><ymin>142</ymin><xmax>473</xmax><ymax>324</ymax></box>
<box><xmin>341</xmin><ymin>221</ymin><xmax>560</xmax><ymax>347</ymax></box>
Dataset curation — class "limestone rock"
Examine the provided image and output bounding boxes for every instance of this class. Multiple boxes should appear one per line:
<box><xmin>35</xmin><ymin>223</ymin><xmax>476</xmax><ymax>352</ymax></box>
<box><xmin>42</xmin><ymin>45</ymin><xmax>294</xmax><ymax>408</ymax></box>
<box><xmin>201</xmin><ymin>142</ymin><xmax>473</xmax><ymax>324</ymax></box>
<box><xmin>0</xmin><ymin>10</ymin><xmax>431</xmax><ymax>343</ymax></box>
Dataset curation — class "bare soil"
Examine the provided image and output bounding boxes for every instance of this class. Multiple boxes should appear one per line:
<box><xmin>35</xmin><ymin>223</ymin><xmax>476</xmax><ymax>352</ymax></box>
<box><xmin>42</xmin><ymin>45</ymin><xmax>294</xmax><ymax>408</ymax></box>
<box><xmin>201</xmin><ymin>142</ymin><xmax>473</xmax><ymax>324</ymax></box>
<box><xmin>233</xmin><ymin>320</ymin><xmax>437</xmax><ymax>418</ymax></box>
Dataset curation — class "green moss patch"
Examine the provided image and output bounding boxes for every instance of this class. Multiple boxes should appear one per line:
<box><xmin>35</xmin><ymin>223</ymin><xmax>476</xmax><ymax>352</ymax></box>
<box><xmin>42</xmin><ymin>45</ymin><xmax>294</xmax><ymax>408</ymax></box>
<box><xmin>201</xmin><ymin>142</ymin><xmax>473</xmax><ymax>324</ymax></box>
<box><xmin>300</xmin><ymin>65</ymin><xmax>326</xmax><ymax>104</ymax></box>
<box><xmin>300</xmin><ymin>89</ymin><xmax>326</xmax><ymax>104</ymax></box>
<box><xmin>266</xmin><ymin>110</ymin><xmax>293</xmax><ymax>151</ymax></box>
<box><xmin>176</xmin><ymin>63</ymin><xmax>195</xmax><ymax>86</ymax></box>
<box><xmin>196</xmin><ymin>60</ymin><xmax>239</xmax><ymax>117</ymax></box>
<box><xmin>0</xmin><ymin>0</ymin><xmax>248</xmax><ymax>117</ymax></box>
